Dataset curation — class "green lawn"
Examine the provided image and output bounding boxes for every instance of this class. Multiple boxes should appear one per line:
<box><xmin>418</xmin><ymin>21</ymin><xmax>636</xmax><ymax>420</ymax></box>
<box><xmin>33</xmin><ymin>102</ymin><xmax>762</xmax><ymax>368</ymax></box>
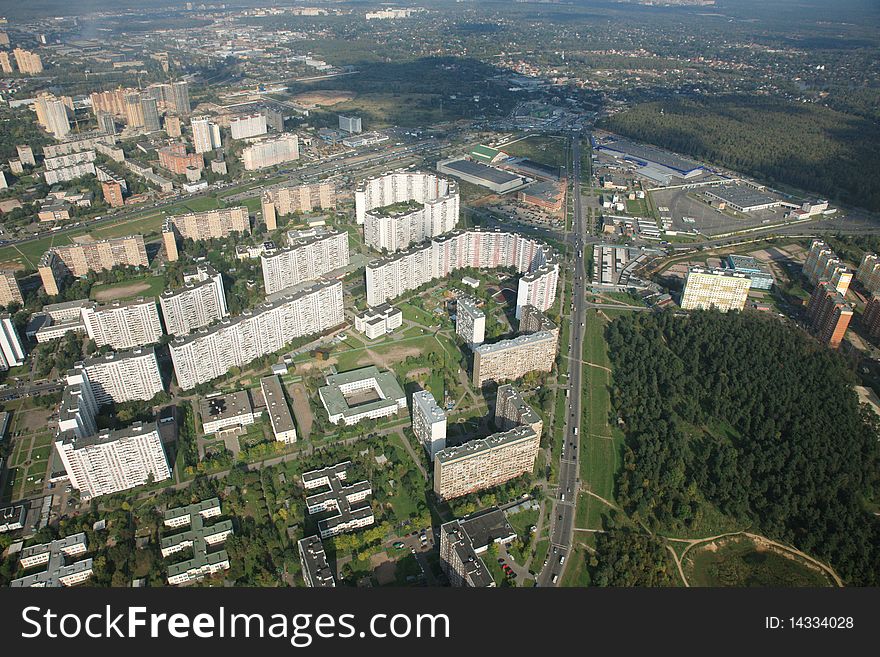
<box><xmin>502</xmin><ymin>135</ymin><xmax>568</xmax><ymax>169</ymax></box>
<box><xmin>401</xmin><ymin>304</ymin><xmax>438</xmax><ymax>327</ymax></box>
<box><xmin>90</xmin><ymin>274</ymin><xmax>166</xmax><ymax>302</ymax></box>
<box><xmin>560</xmin><ymin>545</ymin><xmax>592</xmax><ymax>587</ymax></box>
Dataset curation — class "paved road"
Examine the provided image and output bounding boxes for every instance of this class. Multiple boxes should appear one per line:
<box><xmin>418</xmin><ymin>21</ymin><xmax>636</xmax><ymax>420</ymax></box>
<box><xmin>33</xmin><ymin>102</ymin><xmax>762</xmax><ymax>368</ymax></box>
<box><xmin>537</xmin><ymin>134</ymin><xmax>587</xmax><ymax>587</ymax></box>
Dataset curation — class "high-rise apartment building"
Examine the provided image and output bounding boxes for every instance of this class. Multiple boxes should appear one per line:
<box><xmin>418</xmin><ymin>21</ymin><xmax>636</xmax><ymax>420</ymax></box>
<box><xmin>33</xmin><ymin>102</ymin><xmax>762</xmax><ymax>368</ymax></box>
<box><xmin>191</xmin><ymin>116</ymin><xmax>222</xmax><ymax>153</ymax></box>
<box><xmin>260</xmin><ymin>227</ymin><xmax>349</xmax><ymax>294</ymax></box>
<box><xmin>124</xmin><ymin>91</ymin><xmax>146</xmax><ymax>128</ymax></box>
<box><xmin>357</xmin><ymin>172</ymin><xmax>459</xmax><ymax>252</ymax></box>
<box><xmin>16</xmin><ymin>144</ymin><xmax>36</xmax><ymax>167</ymax></box>
<box><xmin>170</xmin><ymin>279</ymin><xmax>343</xmax><ymax>390</ymax></box>
<box><xmin>141</xmin><ymin>94</ymin><xmax>161</xmax><ymax>132</ymax></box>
<box><xmin>164</xmin><ymin>114</ymin><xmax>182</xmax><ymax>138</ymax></box>
<box><xmin>365</xmin><ymin>228</ymin><xmax>557</xmax><ymax>307</ymax></box>
<box><xmin>0</xmin><ymin>315</ymin><xmax>26</xmax><ymax>371</ymax></box>
<box><xmin>261</xmin><ymin>183</ymin><xmax>335</xmax><ymax>229</ymax></box>
<box><xmin>81</xmin><ymin>297</ymin><xmax>163</xmax><ymax>350</ymax></box>
<box><xmin>862</xmin><ymin>293</ymin><xmax>880</xmax><ymax>339</ymax></box>
<box><xmin>803</xmin><ymin>239</ymin><xmax>852</xmax><ymax>296</ymax></box>
<box><xmin>101</xmin><ymin>180</ymin><xmax>125</xmax><ymax>207</ymax></box>
<box><xmin>806</xmin><ymin>281</ymin><xmax>853</xmax><ymax>349</ymax></box>
<box><xmin>338</xmin><ymin>115</ymin><xmax>362</xmax><ymax>134</ymax></box>
<box><xmin>472</xmin><ymin>329</ymin><xmax>557</xmax><ymax>387</ymax></box>
<box><xmin>680</xmin><ymin>266</ymin><xmax>751</xmax><ymax>312</ymax></box>
<box><xmin>13</xmin><ymin>48</ymin><xmax>43</xmax><ymax>74</ymax></box>
<box><xmin>241</xmin><ymin>133</ymin><xmax>299</xmax><ymax>170</ymax></box>
<box><xmin>39</xmin><ymin>235</ymin><xmax>148</xmax><ymax>296</ymax></box>
<box><xmin>516</xmin><ymin>262</ymin><xmax>559</xmax><ymax>318</ymax></box>
<box><xmin>0</xmin><ymin>51</ymin><xmax>12</xmax><ymax>74</ymax></box>
<box><xmin>856</xmin><ymin>252</ymin><xmax>880</xmax><ymax>296</ymax></box>
<box><xmin>90</xmin><ymin>88</ymin><xmax>129</xmax><ymax>118</ymax></box>
<box><xmin>433</xmin><ymin>425</ymin><xmax>540</xmax><ymax>500</ymax></box>
<box><xmin>80</xmin><ymin>347</ymin><xmax>164</xmax><ymax>405</ymax></box>
<box><xmin>456</xmin><ymin>297</ymin><xmax>486</xmax><ymax>347</ymax></box>
<box><xmin>162</xmin><ymin>207</ymin><xmax>250</xmax><ymax>261</ymax></box>
<box><xmin>159</xmin><ymin>265</ymin><xmax>228</xmax><ymax>336</ymax></box>
<box><xmin>495</xmin><ymin>384</ymin><xmax>543</xmax><ymax>439</ymax></box>
<box><xmin>35</xmin><ymin>93</ymin><xmax>70</xmax><ymax>138</ymax></box>
<box><xmin>440</xmin><ymin>509</ymin><xmax>516</xmax><ymax>587</ymax></box>
<box><xmin>230</xmin><ymin>113</ymin><xmax>268</xmax><ymax>140</ymax></box>
<box><xmin>170</xmin><ymin>81</ymin><xmax>190</xmax><ymax>115</ymax></box>
<box><xmin>412</xmin><ymin>390</ymin><xmax>447</xmax><ymax>461</ymax></box>
<box><xmin>0</xmin><ymin>269</ymin><xmax>23</xmax><ymax>307</ymax></box>
<box><xmin>96</xmin><ymin>111</ymin><xmax>116</xmax><ymax>135</ymax></box>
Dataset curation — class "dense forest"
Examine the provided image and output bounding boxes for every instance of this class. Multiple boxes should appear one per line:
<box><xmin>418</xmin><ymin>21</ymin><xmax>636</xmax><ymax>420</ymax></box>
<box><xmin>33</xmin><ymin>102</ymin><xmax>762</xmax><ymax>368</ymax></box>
<box><xmin>605</xmin><ymin>311</ymin><xmax>880</xmax><ymax>585</ymax></box>
<box><xmin>601</xmin><ymin>95</ymin><xmax>880</xmax><ymax>212</ymax></box>
<box><xmin>589</xmin><ymin>519</ymin><xmax>676</xmax><ymax>587</ymax></box>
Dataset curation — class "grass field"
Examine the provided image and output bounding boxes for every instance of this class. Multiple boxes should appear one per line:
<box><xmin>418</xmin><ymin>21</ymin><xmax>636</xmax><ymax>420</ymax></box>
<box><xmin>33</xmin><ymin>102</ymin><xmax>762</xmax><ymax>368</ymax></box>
<box><xmin>90</xmin><ymin>274</ymin><xmax>166</xmax><ymax>302</ymax></box>
<box><xmin>560</xmin><ymin>544</ymin><xmax>592</xmax><ymax>587</ymax></box>
<box><xmin>684</xmin><ymin>536</ymin><xmax>834</xmax><ymax>587</ymax></box>
<box><xmin>502</xmin><ymin>135</ymin><xmax>568</xmax><ymax>169</ymax></box>
<box><xmin>577</xmin><ymin>310</ymin><xmax>626</xmax><ymax>531</ymax></box>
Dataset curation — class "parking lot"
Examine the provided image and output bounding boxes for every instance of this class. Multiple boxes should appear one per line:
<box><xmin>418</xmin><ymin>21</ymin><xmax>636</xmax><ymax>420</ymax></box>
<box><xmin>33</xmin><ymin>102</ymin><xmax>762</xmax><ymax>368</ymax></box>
<box><xmin>649</xmin><ymin>187</ymin><xmax>792</xmax><ymax>237</ymax></box>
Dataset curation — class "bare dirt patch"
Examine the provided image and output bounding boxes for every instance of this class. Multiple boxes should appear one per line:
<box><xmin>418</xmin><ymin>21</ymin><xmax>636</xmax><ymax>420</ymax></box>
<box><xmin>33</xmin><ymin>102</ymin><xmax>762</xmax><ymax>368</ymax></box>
<box><xmin>292</xmin><ymin>90</ymin><xmax>356</xmax><ymax>108</ymax></box>
<box><xmin>92</xmin><ymin>281</ymin><xmax>151</xmax><ymax>301</ymax></box>
<box><xmin>288</xmin><ymin>382</ymin><xmax>314</xmax><ymax>440</ymax></box>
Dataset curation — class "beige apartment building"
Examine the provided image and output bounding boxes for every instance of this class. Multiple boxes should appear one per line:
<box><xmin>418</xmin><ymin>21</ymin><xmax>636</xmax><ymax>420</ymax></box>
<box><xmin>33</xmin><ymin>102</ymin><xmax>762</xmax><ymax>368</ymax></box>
<box><xmin>472</xmin><ymin>330</ymin><xmax>557</xmax><ymax>387</ymax></box>
<box><xmin>680</xmin><ymin>266</ymin><xmax>751</xmax><ymax>312</ymax></box>
<box><xmin>433</xmin><ymin>425</ymin><xmax>539</xmax><ymax>500</ymax></box>
<box><xmin>162</xmin><ymin>207</ymin><xmax>250</xmax><ymax>261</ymax></box>
<box><xmin>261</xmin><ymin>183</ymin><xmax>335</xmax><ymax>230</ymax></box>
<box><xmin>38</xmin><ymin>235</ymin><xmax>149</xmax><ymax>295</ymax></box>
<box><xmin>0</xmin><ymin>270</ymin><xmax>24</xmax><ymax>307</ymax></box>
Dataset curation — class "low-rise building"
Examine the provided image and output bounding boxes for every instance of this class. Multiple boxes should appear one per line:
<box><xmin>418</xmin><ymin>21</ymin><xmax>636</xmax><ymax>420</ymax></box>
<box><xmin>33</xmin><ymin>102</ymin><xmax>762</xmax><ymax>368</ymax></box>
<box><xmin>439</xmin><ymin>508</ymin><xmax>516</xmax><ymax>588</ymax></box>
<box><xmin>302</xmin><ymin>462</ymin><xmax>374</xmax><ymax>539</ymax></box>
<box><xmin>318</xmin><ymin>366</ymin><xmax>407</xmax><ymax>425</ymax></box>
<box><xmin>298</xmin><ymin>536</ymin><xmax>336</xmax><ymax>587</ymax></box>
<box><xmin>261</xmin><ymin>375</ymin><xmax>297</xmax><ymax>443</ymax></box>
<box><xmin>354</xmin><ymin>303</ymin><xmax>402</xmax><ymax>339</ymax></box>
<box><xmin>161</xmin><ymin>499</ymin><xmax>233</xmax><ymax>585</ymax></box>
<box><xmin>199</xmin><ymin>390</ymin><xmax>256</xmax><ymax>435</ymax></box>
<box><xmin>11</xmin><ymin>533</ymin><xmax>93</xmax><ymax>588</ymax></box>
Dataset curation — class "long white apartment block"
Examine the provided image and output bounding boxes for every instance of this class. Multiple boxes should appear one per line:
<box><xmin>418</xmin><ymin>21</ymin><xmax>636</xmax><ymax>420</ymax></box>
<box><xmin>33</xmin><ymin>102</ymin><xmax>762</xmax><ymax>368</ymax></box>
<box><xmin>0</xmin><ymin>314</ymin><xmax>26</xmax><ymax>370</ymax></box>
<box><xmin>230</xmin><ymin>113</ymin><xmax>267</xmax><ymax>140</ymax></box>
<box><xmin>412</xmin><ymin>390</ymin><xmax>447</xmax><ymax>461</ymax></box>
<box><xmin>81</xmin><ymin>297</ymin><xmax>163</xmax><ymax>350</ymax></box>
<box><xmin>365</xmin><ymin>228</ymin><xmax>558</xmax><ymax>307</ymax></box>
<box><xmin>260</xmin><ymin>227</ymin><xmax>349</xmax><ymax>295</ymax></box>
<box><xmin>159</xmin><ymin>265</ymin><xmax>228</xmax><ymax>336</ymax></box>
<box><xmin>242</xmin><ymin>133</ymin><xmax>299</xmax><ymax>170</ymax></box>
<box><xmin>80</xmin><ymin>347</ymin><xmax>164</xmax><ymax>405</ymax></box>
<box><xmin>356</xmin><ymin>171</ymin><xmax>459</xmax><ymax>252</ymax></box>
<box><xmin>170</xmin><ymin>278</ymin><xmax>343</xmax><ymax>390</ymax></box>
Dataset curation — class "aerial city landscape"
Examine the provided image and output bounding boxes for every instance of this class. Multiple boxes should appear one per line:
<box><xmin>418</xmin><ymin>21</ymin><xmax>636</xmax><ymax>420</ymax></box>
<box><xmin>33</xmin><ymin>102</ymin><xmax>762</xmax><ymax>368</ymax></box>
<box><xmin>0</xmin><ymin>0</ymin><xmax>878</xmax><ymax>590</ymax></box>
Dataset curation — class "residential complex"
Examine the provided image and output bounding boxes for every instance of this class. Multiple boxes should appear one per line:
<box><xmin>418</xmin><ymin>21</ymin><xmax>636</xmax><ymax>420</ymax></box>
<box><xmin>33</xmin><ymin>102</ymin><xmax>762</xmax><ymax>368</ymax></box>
<box><xmin>54</xmin><ymin>362</ymin><xmax>170</xmax><ymax>501</ymax></box>
<box><xmin>495</xmin><ymin>385</ymin><xmax>543</xmax><ymax>439</ymax></box>
<box><xmin>303</xmin><ymin>462</ymin><xmax>375</xmax><ymax>539</ymax></box>
<box><xmin>261</xmin><ymin>183</ymin><xmax>336</xmax><ymax>229</ymax></box>
<box><xmin>856</xmin><ymin>252</ymin><xmax>880</xmax><ymax>296</ymax></box>
<box><xmin>241</xmin><ymin>133</ymin><xmax>299</xmax><ymax>170</ymax></box>
<box><xmin>433</xmin><ymin>425</ymin><xmax>540</xmax><ymax>499</ymax></box>
<box><xmin>0</xmin><ymin>270</ymin><xmax>23</xmax><ymax>307</ymax></box>
<box><xmin>261</xmin><ymin>375</ymin><xmax>297</xmax><ymax>443</ymax></box>
<box><xmin>456</xmin><ymin>297</ymin><xmax>486</xmax><ymax>347</ymax></box>
<box><xmin>162</xmin><ymin>206</ymin><xmax>250</xmax><ymax>261</ymax></box>
<box><xmin>35</xmin><ymin>93</ymin><xmax>70</xmax><ymax>138</ymax></box>
<box><xmin>472</xmin><ymin>328</ymin><xmax>557</xmax><ymax>387</ymax></box>
<box><xmin>81</xmin><ymin>297</ymin><xmax>163</xmax><ymax>350</ymax></box>
<box><xmin>807</xmin><ymin>281</ymin><xmax>853</xmax><ymax>349</ymax></box>
<box><xmin>0</xmin><ymin>315</ymin><xmax>26</xmax><ymax>371</ymax></box>
<box><xmin>802</xmin><ymin>240</ymin><xmax>852</xmax><ymax>296</ymax></box>
<box><xmin>38</xmin><ymin>235</ymin><xmax>149</xmax><ymax>296</ymax></box>
<box><xmin>354</xmin><ymin>303</ymin><xmax>402</xmax><ymax>339</ymax></box>
<box><xmin>11</xmin><ymin>533</ymin><xmax>93</xmax><ymax>588</ymax></box>
<box><xmin>862</xmin><ymin>294</ymin><xmax>880</xmax><ymax>339</ymax></box>
<box><xmin>260</xmin><ymin>227</ymin><xmax>349</xmax><ymax>295</ymax></box>
<box><xmin>318</xmin><ymin>366</ymin><xmax>407</xmax><ymax>426</ymax></box>
<box><xmin>159</xmin><ymin>265</ymin><xmax>228</xmax><ymax>336</ymax></box>
<box><xmin>191</xmin><ymin>116</ymin><xmax>222</xmax><ymax>153</ymax></box>
<box><xmin>680</xmin><ymin>266</ymin><xmax>751</xmax><ymax>312</ymax></box>
<box><xmin>170</xmin><ymin>278</ymin><xmax>343</xmax><ymax>390</ymax></box>
<box><xmin>80</xmin><ymin>347</ymin><xmax>164</xmax><ymax>405</ymax></box>
<box><xmin>12</xmin><ymin>48</ymin><xmax>43</xmax><ymax>74</ymax></box>
<box><xmin>230</xmin><ymin>113</ymin><xmax>268</xmax><ymax>140</ymax></box>
<box><xmin>365</xmin><ymin>228</ymin><xmax>558</xmax><ymax>307</ymax></box>
<box><xmin>158</xmin><ymin>143</ymin><xmax>204</xmax><ymax>175</ymax></box>
<box><xmin>298</xmin><ymin>536</ymin><xmax>336</xmax><ymax>587</ymax></box>
<box><xmin>357</xmin><ymin>171</ymin><xmax>459</xmax><ymax>252</ymax></box>
<box><xmin>161</xmin><ymin>499</ymin><xmax>233</xmax><ymax>585</ymax></box>
<box><xmin>440</xmin><ymin>508</ymin><xmax>517</xmax><ymax>587</ymax></box>
<box><xmin>0</xmin><ymin>503</ymin><xmax>27</xmax><ymax>533</ymax></box>
<box><xmin>412</xmin><ymin>390</ymin><xmax>447</xmax><ymax>461</ymax></box>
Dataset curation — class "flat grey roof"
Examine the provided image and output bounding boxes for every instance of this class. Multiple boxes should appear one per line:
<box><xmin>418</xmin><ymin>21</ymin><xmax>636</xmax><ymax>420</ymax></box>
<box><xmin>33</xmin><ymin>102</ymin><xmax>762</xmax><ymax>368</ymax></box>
<box><xmin>473</xmin><ymin>330</ymin><xmax>556</xmax><ymax>355</ymax></box>
<box><xmin>435</xmin><ymin>425</ymin><xmax>537</xmax><ymax>464</ymax></box>
<box><xmin>440</xmin><ymin>520</ymin><xmax>495</xmax><ymax>587</ymax></box>
<box><xmin>459</xmin><ymin>507</ymin><xmax>517</xmax><ymax>551</ymax></box>
<box><xmin>442</xmin><ymin>159</ymin><xmax>521</xmax><ymax>185</ymax></box>
<box><xmin>199</xmin><ymin>391</ymin><xmax>253</xmax><ymax>424</ymax></box>
<box><xmin>319</xmin><ymin>366</ymin><xmax>405</xmax><ymax>419</ymax></box>
<box><xmin>298</xmin><ymin>536</ymin><xmax>336</xmax><ymax>587</ymax></box>
<box><xmin>598</xmin><ymin>137</ymin><xmax>702</xmax><ymax>174</ymax></box>
<box><xmin>706</xmin><ymin>184</ymin><xmax>779</xmax><ymax>209</ymax></box>
<box><xmin>260</xmin><ymin>375</ymin><xmax>296</xmax><ymax>436</ymax></box>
